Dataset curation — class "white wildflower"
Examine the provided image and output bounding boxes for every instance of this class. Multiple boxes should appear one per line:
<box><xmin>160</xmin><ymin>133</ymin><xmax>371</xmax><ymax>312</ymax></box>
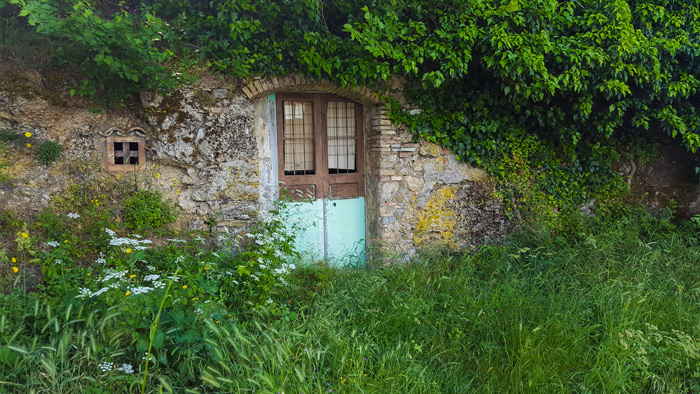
<box><xmin>98</xmin><ymin>361</ymin><xmax>114</xmax><ymax>372</ymax></box>
<box><xmin>267</xmin><ymin>298</ymin><xmax>273</xmax><ymax>304</ymax></box>
<box><xmin>105</xmin><ymin>228</ymin><xmax>152</xmax><ymax>248</ymax></box>
<box><xmin>92</xmin><ymin>287</ymin><xmax>109</xmax><ymax>297</ymax></box>
<box><xmin>46</xmin><ymin>241</ymin><xmax>59</xmax><ymax>247</ymax></box>
<box><xmin>67</xmin><ymin>213</ymin><xmax>81</xmax><ymax>219</ymax></box>
<box><xmin>75</xmin><ymin>287</ymin><xmax>93</xmax><ymax>299</ymax></box>
<box><xmin>102</xmin><ymin>270</ymin><xmax>126</xmax><ymax>282</ymax></box>
<box><xmin>129</xmin><ymin>286</ymin><xmax>154</xmax><ymax>295</ymax></box>
<box><xmin>144</xmin><ymin>274</ymin><xmax>160</xmax><ymax>282</ymax></box>
<box><xmin>116</xmin><ymin>363</ymin><xmax>134</xmax><ymax>374</ymax></box>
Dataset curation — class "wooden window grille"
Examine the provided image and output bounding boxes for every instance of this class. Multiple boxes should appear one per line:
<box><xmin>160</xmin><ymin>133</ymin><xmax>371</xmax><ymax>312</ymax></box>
<box><xmin>106</xmin><ymin>132</ymin><xmax>146</xmax><ymax>171</ymax></box>
<box><xmin>113</xmin><ymin>141</ymin><xmax>140</xmax><ymax>165</ymax></box>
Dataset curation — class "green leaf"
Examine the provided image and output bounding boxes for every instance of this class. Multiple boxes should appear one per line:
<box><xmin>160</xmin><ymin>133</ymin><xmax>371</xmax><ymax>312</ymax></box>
<box><xmin>152</xmin><ymin>330</ymin><xmax>165</xmax><ymax>349</ymax></box>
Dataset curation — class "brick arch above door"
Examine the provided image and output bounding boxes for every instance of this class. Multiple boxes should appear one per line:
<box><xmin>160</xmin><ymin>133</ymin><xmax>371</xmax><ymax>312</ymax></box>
<box><xmin>242</xmin><ymin>74</ymin><xmax>384</xmax><ymax>105</ymax></box>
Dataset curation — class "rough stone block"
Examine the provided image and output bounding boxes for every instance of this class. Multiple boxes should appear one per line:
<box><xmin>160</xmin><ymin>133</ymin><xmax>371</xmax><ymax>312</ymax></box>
<box><xmin>418</xmin><ymin>142</ymin><xmax>442</xmax><ymax>158</ymax></box>
<box><xmin>406</xmin><ymin>176</ymin><xmax>424</xmax><ymax>192</ymax></box>
<box><xmin>242</xmin><ymin>86</ymin><xmax>254</xmax><ymax>99</ymax></box>
<box><xmin>212</xmin><ymin>89</ymin><xmax>228</xmax><ymax>99</ymax></box>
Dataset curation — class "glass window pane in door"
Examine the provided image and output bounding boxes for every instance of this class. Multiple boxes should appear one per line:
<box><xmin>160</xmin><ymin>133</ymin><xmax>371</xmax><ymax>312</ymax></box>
<box><xmin>327</xmin><ymin>102</ymin><xmax>356</xmax><ymax>173</ymax></box>
<box><xmin>283</xmin><ymin>101</ymin><xmax>315</xmax><ymax>175</ymax></box>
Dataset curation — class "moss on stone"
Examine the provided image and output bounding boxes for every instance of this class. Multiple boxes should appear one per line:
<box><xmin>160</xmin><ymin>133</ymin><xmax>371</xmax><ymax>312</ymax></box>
<box><xmin>413</xmin><ymin>184</ymin><xmax>458</xmax><ymax>247</ymax></box>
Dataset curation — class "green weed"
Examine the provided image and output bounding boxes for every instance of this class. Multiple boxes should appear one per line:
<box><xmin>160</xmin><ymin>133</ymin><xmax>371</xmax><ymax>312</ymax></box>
<box><xmin>37</xmin><ymin>140</ymin><xmax>62</xmax><ymax>165</ymax></box>
<box><xmin>1</xmin><ymin>208</ymin><xmax>699</xmax><ymax>393</ymax></box>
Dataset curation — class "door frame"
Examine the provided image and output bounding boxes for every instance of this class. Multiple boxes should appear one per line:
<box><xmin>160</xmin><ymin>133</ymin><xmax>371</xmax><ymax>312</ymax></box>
<box><xmin>275</xmin><ymin>93</ymin><xmax>365</xmax><ymax>200</ymax></box>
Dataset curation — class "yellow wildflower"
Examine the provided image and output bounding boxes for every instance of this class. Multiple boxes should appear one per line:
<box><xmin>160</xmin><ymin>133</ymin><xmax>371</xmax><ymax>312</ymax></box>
<box><xmin>204</xmin><ymin>267</ymin><xmax>210</xmax><ymax>270</ymax></box>
<box><xmin>125</xmin><ymin>248</ymin><xmax>132</xmax><ymax>254</ymax></box>
<box><xmin>125</xmin><ymin>291</ymin><xmax>131</xmax><ymax>296</ymax></box>
<box><xmin>21</xmin><ymin>232</ymin><xmax>28</xmax><ymax>238</ymax></box>
<box><xmin>215</xmin><ymin>320</ymin><xmax>220</xmax><ymax>324</ymax></box>
<box><xmin>155</xmin><ymin>172</ymin><xmax>161</xmax><ymax>179</ymax></box>
<box><xmin>182</xmin><ymin>285</ymin><xmax>188</xmax><ymax>289</ymax></box>
<box><xmin>11</xmin><ymin>257</ymin><xmax>16</xmax><ymax>263</ymax></box>
<box><xmin>116</xmin><ymin>174</ymin><xmax>120</xmax><ymax>180</ymax></box>
<box><xmin>87</xmin><ymin>273</ymin><xmax>91</xmax><ymax>276</ymax></box>
<box><xmin>24</xmin><ymin>132</ymin><xmax>31</xmax><ymax>138</ymax></box>
<box><xmin>130</xmin><ymin>274</ymin><xmax>136</xmax><ymax>278</ymax></box>
<box><xmin>26</xmin><ymin>143</ymin><xmax>30</xmax><ymax>147</ymax></box>
<box><xmin>12</xmin><ymin>267</ymin><xmax>19</xmax><ymax>273</ymax></box>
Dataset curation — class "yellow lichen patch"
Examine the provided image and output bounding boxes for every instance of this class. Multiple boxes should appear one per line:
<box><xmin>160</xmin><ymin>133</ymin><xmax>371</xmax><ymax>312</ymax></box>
<box><xmin>414</xmin><ymin>185</ymin><xmax>458</xmax><ymax>247</ymax></box>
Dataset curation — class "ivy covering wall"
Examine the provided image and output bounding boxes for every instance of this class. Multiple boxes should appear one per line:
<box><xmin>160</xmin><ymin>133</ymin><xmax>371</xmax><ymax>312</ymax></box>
<box><xmin>2</xmin><ymin>0</ymin><xmax>699</xmax><ymax>220</ymax></box>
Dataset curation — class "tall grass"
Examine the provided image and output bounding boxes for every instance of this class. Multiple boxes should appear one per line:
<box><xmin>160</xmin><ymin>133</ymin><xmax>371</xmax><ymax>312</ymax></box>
<box><xmin>1</xmin><ymin>211</ymin><xmax>699</xmax><ymax>393</ymax></box>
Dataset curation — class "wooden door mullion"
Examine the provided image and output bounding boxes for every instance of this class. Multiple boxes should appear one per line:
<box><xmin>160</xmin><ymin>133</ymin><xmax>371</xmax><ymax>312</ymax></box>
<box><xmin>310</xmin><ymin>95</ymin><xmax>324</xmax><ymax>199</ymax></box>
<box><xmin>319</xmin><ymin>95</ymin><xmax>330</xmax><ymax>200</ymax></box>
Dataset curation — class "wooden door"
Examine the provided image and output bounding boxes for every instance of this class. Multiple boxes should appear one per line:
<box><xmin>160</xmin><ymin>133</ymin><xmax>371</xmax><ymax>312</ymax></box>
<box><xmin>275</xmin><ymin>93</ymin><xmax>366</xmax><ymax>266</ymax></box>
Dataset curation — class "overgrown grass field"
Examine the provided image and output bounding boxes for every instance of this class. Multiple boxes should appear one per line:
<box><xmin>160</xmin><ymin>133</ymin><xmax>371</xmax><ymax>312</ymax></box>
<box><xmin>1</xmin><ymin>206</ymin><xmax>699</xmax><ymax>393</ymax></box>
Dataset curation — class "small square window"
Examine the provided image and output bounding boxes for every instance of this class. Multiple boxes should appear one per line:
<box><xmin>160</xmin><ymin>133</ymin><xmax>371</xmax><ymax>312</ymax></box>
<box><xmin>107</xmin><ymin>135</ymin><xmax>145</xmax><ymax>171</ymax></box>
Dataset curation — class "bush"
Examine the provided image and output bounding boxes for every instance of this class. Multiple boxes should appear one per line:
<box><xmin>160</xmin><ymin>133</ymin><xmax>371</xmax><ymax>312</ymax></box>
<box><xmin>123</xmin><ymin>190</ymin><xmax>178</xmax><ymax>232</ymax></box>
<box><xmin>0</xmin><ymin>129</ymin><xmax>20</xmax><ymax>143</ymax></box>
<box><xmin>37</xmin><ymin>140</ymin><xmax>62</xmax><ymax>164</ymax></box>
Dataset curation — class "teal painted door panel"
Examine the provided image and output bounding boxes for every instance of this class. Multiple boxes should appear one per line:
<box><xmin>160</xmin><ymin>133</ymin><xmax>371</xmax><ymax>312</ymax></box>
<box><xmin>283</xmin><ymin>200</ymin><xmax>325</xmax><ymax>265</ymax></box>
<box><xmin>326</xmin><ymin>197</ymin><xmax>366</xmax><ymax>267</ymax></box>
<box><xmin>282</xmin><ymin>198</ymin><xmax>366</xmax><ymax>267</ymax></box>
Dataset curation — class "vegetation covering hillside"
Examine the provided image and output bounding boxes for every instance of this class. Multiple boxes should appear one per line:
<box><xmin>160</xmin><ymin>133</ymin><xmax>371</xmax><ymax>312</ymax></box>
<box><xmin>2</xmin><ymin>0</ymin><xmax>699</xmax><ymax>217</ymax></box>
<box><xmin>1</xmin><ymin>195</ymin><xmax>699</xmax><ymax>392</ymax></box>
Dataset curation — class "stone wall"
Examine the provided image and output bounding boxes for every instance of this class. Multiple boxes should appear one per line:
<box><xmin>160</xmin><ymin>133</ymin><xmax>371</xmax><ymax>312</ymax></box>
<box><xmin>365</xmin><ymin>104</ymin><xmax>512</xmax><ymax>255</ymax></box>
<box><xmin>0</xmin><ymin>72</ymin><xmax>513</xmax><ymax>258</ymax></box>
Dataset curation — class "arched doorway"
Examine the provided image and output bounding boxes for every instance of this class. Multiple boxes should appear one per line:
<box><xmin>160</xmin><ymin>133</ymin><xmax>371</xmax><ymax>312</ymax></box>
<box><xmin>272</xmin><ymin>92</ymin><xmax>366</xmax><ymax>267</ymax></box>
